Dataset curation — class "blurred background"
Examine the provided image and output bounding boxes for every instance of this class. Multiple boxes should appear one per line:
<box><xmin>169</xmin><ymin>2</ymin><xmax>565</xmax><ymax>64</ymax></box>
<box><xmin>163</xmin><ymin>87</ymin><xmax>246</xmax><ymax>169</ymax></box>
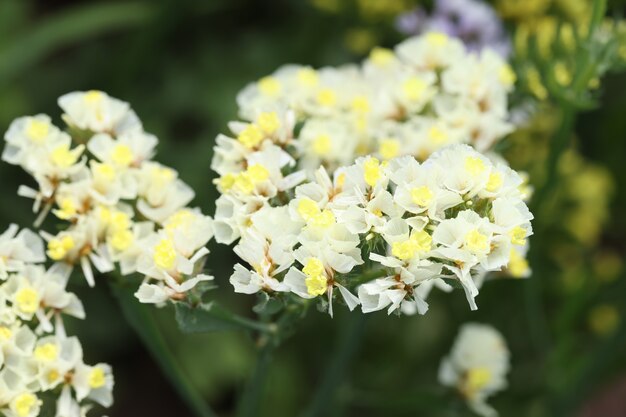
<box><xmin>1</xmin><ymin>0</ymin><xmax>626</xmax><ymax>416</ymax></box>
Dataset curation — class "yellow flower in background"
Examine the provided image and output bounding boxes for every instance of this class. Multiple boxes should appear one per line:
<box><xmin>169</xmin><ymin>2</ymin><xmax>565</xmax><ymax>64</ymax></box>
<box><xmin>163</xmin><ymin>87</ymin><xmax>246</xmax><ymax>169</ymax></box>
<box><xmin>344</xmin><ymin>28</ymin><xmax>378</xmax><ymax>54</ymax></box>
<box><xmin>588</xmin><ymin>304</ymin><xmax>620</xmax><ymax>336</ymax></box>
<box><xmin>593</xmin><ymin>251</ymin><xmax>623</xmax><ymax>283</ymax></box>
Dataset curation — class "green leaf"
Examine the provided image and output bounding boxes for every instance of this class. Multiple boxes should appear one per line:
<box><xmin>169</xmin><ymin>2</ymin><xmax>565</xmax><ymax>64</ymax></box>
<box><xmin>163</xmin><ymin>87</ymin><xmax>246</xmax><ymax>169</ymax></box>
<box><xmin>175</xmin><ymin>302</ymin><xmax>274</xmax><ymax>334</ymax></box>
<box><xmin>0</xmin><ymin>2</ymin><xmax>155</xmax><ymax>83</ymax></box>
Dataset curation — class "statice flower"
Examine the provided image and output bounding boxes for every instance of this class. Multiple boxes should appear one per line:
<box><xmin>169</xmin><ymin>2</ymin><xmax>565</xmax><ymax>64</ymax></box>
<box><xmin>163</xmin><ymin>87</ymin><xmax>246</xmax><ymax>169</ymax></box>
<box><xmin>211</xmin><ymin>33</ymin><xmax>532</xmax><ymax>316</ymax></box>
<box><xmin>2</xmin><ymin>92</ymin><xmax>214</xmax><ymax>304</ymax></box>
<box><xmin>0</xmin><ymin>226</ymin><xmax>114</xmax><ymax>417</ymax></box>
<box><xmin>396</xmin><ymin>0</ymin><xmax>511</xmax><ymax>57</ymax></box>
<box><xmin>439</xmin><ymin>323</ymin><xmax>510</xmax><ymax>416</ymax></box>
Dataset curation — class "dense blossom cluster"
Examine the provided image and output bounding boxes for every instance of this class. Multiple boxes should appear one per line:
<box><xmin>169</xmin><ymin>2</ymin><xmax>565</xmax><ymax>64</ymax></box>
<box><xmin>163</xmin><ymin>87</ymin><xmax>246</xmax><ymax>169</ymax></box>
<box><xmin>2</xmin><ymin>91</ymin><xmax>215</xmax><ymax>304</ymax></box>
<box><xmin>212</xmin><ymin>34</ymin><xmax>532</xmax><ymax>316</ymax></box>
<box><xmin>0</xmin><ymin>225</ymin><xmax>113</xmax><ymax>417</ymax></box>
<box><xmin>218</xmin><ymin>32</ymin><xmax>516</xmax><ymax>177</ymax></box>
<box><xmin>439</xmin><ymin>323</ymin><xmax>510</xmax><ymax>417</ymax></box>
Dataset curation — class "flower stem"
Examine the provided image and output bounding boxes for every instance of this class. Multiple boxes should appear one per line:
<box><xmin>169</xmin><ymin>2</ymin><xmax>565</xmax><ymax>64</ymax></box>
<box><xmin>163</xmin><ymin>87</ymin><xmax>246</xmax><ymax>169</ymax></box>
<box><xmin>110</xmin><ymin>283</ymin><xmax>217</xmax><ymax>417</ymax></box>
<box><xmin>235</xmin><ymin>301</ymin><xmax>309</xmax><ymax>417</ymax></box>
<box><xmin>526</xmin><ymin>0</ymin><xmax>607</xmax><ymax>355</ymax></box>
<box><xmin>300</xmin><ymin>313</ymin><xmax>366</xmax><ymax>417</ymax></box>
<box><xmin>235</xmin><ymin>336</ymin><xmax>276</xmax><ymax>417</ymax></box>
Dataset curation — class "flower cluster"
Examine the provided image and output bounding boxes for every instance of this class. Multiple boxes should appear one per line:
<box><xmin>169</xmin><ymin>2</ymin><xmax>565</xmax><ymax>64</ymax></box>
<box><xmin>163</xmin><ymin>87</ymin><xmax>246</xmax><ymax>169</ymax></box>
<box><xmin>219</xmin><ymin>32</ymin><xmax>516</xmax><ymax>178</ymax></box>
<box><xmin>213</xmin><ymin>33</ymin><xmax>532</xmax><ymax>316</ymax></box>
<box><xmin>0</xmin><ymin>225</ymin><xmax>113</xmax><ymax>417</ymax></box>
<box><xmin>214</xmin><ymin>139</ymin><xmax>532</xmax><ymax>315</ymax></box>
<box><xmin>2</xmin><ymin>91</ymin><xmax>215</xmax><ymax>305</ymax></box>
<box><xmin>439</xmin><ymin>323</ymin><xmax>510</xmax><ymax>417</ymax></box>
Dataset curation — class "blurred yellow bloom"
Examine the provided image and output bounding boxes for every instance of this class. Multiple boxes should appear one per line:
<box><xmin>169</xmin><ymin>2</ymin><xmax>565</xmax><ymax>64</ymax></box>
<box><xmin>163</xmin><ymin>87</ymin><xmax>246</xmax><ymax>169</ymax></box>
<box><xmin>588</xmin><ymin>304</ymin><xmax>620</xmax><ymax>336</ymax></box>
<box><xmin>345</xmin><ymin>28</ymin><xmax>377</xmax><ymax>54</ymax></box>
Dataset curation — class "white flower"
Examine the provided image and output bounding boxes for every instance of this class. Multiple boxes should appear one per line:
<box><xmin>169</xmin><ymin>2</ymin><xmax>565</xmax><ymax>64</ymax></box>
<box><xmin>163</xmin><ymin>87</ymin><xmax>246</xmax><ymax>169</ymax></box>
<box><xmin>0</xmin><ymin>226</ymin><xmax>45</xmax><ymax>280</ymax></box>
<box><xmin>58</xmin><ymin>90</ymin><xmax>141</xmax><ymax>134</ymax></box>
<box><xmin>2</xmin><ymin>265</ymin><xmax>85</xmax><ymax>330</ymax></box>
<box><xmin>71</xmin><ymin>363</ymin><xmax>114</xmax><ymax>407</ymax></box>
<box><xmin>87</xmin><ymin>131</ymin><xmax>157</xmax><ymax>168</ymax></box>
<box><xmin>284</xmin><ymin>241</ymin><xmax>362</xmax><ymax>316</ymax></box>
<box><xmin>439</xmin><ymin>323</ymin><xmax>510</xmax><ymax>417</ymax></box>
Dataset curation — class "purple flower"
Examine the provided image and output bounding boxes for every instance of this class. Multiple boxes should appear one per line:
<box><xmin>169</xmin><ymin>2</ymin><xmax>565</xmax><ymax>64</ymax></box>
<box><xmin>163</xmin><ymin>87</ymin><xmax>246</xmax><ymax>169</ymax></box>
<box><xmin>395</xmin><ymin>0</ymin><xmax>511</xmax><ymax>57</ymax></box>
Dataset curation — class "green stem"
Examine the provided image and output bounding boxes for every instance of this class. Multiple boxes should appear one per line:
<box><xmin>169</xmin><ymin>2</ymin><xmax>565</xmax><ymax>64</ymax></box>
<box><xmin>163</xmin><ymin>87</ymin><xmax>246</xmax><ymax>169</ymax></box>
<box><xmin>235</xmin><ymin>301</ymin><xmax>309</xmax><ymax>417</ymax></box>
<box><xmin>300</xmin><ymin>313</ymin><xmax>366</xmax><ymax>417</ymax></box>
<box><xmin>110</xmin><ymin>283</ymin><xmax>217</xmax><ymax>417</ymax></box>
<box><xmin>526</xmin><ymin>0</ymin><xmax>608</xmax><ymax>356</ymax></box>
<box><xmin>554</xmin><ymin>280</ymin><xmax>626</xmax><ymax>415</ymax></box>
<box><xmin>235</xmin><ymin>338</ymin><xmax>276</xmax><ymax>417</ymax></box>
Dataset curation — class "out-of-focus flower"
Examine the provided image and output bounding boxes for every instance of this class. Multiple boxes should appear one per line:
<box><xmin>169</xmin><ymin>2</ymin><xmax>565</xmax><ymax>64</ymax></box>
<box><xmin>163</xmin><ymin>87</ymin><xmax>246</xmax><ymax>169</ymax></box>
<box><xmin>396</xmin><ymin>0</ymin><xmax>512</xmax><ymax>57</ymax></box>
<box><xmin>439</xmin><ymin>323</ymin><xmax>510</xmax><ymax>416</ymax></box>
<box><xmin>588</xmin><ymin>304</ymin><xmax>620</xmax><ymax>336</ymax></box>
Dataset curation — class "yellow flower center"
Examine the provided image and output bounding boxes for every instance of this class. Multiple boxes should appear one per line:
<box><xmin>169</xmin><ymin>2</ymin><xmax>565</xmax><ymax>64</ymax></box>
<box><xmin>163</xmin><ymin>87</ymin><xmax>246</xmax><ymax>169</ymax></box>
<box><xmin>312</xmin><ymin>134</ymin><xmax>332</xmax><ymax>155</ymax></box>
<box><xmin>26</xmin><ymin>119</ymin><xmax>50</xmax><ymax>143</ymax></box>
<box><xmin>258</xmin><ymin>76</ymin><xmax>281</xmax><ymax>96</ymax></box>
<box><xmin>15</xmin><ymin>287</ymin><xmax>40</xmax><ymax>314</ymax></box>
<box><xmin>246</xmin><ymin>164</ymin><xmax>270</xmax><ymax>182</ymax></box>
<box><xmin>93</xmin><ymin>162</ymin><xmax>116</xmax><ymax>181</ymax></box>
<box><xmin>486</xmin><ymin>172</ymin><xmax>503</xmax><ymax>192</ymax></box>
<box><xmin>305</xmin><ymin>275</ymin><xmax>328</xmax><ymax>297</ymax></box>
<box><xmin>297</xmin><ymin>198</ymin><xmax>320</xmax><ymax>221</ymax></box>
<box><xmin>110</xmin><ymin>229</ymin><xmax>134</xmax><ymax>251</ymax></box>
<box><xmin>403</xmin><ymin>77</ymin><xmax>426</xmax><ymax>101</ymax></box>
<box><xmin>110</xmin><ymin>211</ymin><xmax>131</xmax><ymax>230</ymax></box>
<box><xmin>508</xmin><ymin>249</ymin><xmax>529</xmax><ymax>278</ymax></box>
<box><xmin>55</xmin><ymin>198</ymin><xmax>77</xmax><ymax>220</ymax></box>
<box><xmin>464</xmin><ymin>229</ymin><xmax>489</xmax><ymax>253</ymax></box>
<box><xmin>309</xmin><ymin>209</ymin><xmax>335</xmax><ymax>228</ymax></box>
<box><xmin>316</xmin><ymin>88</ymin><xmax>337</xmax><ymax>107</ymax></box>
<box><xmin>51</xmin><ymin>144</ymin><xmax>82</xmax><ymax>168</ymax></box>
<box><xmin>363</xmin><ymin>157</ymin><xmax>381</xmax><ymax>187</ymax></box>
<box><xmin>392</xmin><ymin>230</ymin><xmax>432</xmax><ymax>260</ymax></box>
<box><xmin>257</xmin><ymin>112</ymin><xmax>281</xmax><ymax>135</ymax></box>
<box><xmin>425</xmin><ymin>32</ymin><xmax>448</xmax><ymax>46</ymax></box>
<box><xmin>509</xmin><ymin>226</ymin><xmax>527</xmax><ymax>246</ymax></box>
<box><xmin>297</xmin><ymin>68</ymin><xmax>319</xmax><ymax>87</ymax></box>
<box><xmin>369</xmin><ymin>47</ymin><xmax>395</xmax><ymax>67</ymax></box>
<box><xmin>237</xmin><ymin>124</ymin><xmax>264</xmax><ymax>149</ymax></box>
<box><xmin>164</xmin><ymin>209</ymin><xmax>194</xmax><ymax>235</ymax></box>
<box><xmin>111</xmin><ymin>144</ymin><xmax>134</xmax><ymax>167</ymax></box>
<box><xmin>88</xmin><ymin>367</ymin><xmax>106</xmax><ymax>389</ymax></box>
<box><xmin>0</xmin><ymin>326</ymin><xmax>12</xmax><ymax>340</ymax></box>
<box><xmin>153</xmin><ymin>239</ymin><xmax>177</xmax><ymax>270</ymax></box>
<box><xmin>410</xmin><ymin>186</ymin><xmax>434</xmax><ymax>207</ymax></box>
<box><xmin>47</xmin><ymin>236</ymin><xmax>75</xmax><ymax>261</ymax></box>
<box><xmin>463</xmin><ymin>367</ymin><xmax>492</xmax><ymax>396</ymax></box>
<box><xmin>303</xmin><ymin>258</ymin><xmax>327</xmax><ymax>297</ymax></box>
<box><xmin>84</xmin><ymin>90</ymin><xmax>104</xmax><ymax>103</ymax></box>
<box><xmin>351</xmin><ymin>95</ymin><xmax>370</xmax><ymax>113</ymax></box>
<box><xmin>47</xmin><ymin>369</ymin><xmax>60</xmax><ymax>383</ymax></box>
<box><xmin>217</xmin><ymin>173</ymin><xmax>237</xmax><ymax>191</ymax></box>
<box><xmin>150</xmin><ymin>166</ymin><xmax>176</xmax><ymax>185</ymax></box>
<box><xmin>34</xmin><ymin>343</ymin><xmax>59</xmax><ymax>362</ymax></box>
<box><xmin>465</xmin><ymin>156</ymin><xmax>486</xmax><ymax>177</ymax></box>
<box><xmin>379</xmin><ymin>138</ymin><xmax>400</xmax><ymax>160</ymax></box>
<box><xmin>13</xmin><ymin>393</ymin><xmax>38</xmax><ymax>417</ymax></box>
<box><xmin>428</xmin><ymin>126</ymin><xmax>448</xmax><ymax>144</ymax></box>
